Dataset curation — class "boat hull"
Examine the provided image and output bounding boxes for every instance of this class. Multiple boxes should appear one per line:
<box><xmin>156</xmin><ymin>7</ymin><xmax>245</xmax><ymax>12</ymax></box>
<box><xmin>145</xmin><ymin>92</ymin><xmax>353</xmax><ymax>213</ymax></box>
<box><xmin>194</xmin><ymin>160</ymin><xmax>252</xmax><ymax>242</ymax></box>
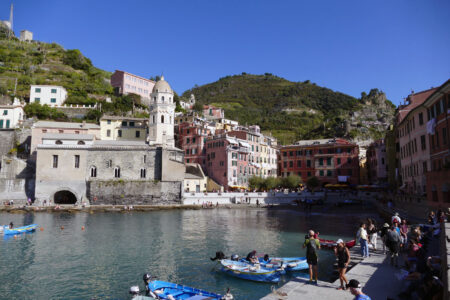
<box><xmin>3</xmin><ymin>224</ymin><xmax>38</xmax><ymax>235</ymax></box>
<box><xmin>220</xmin><ymin>259</ymin><xmax>282</xmax><ymax>283</ymax></box>
<box><xmin>148</xmin><ymin>280</ymin><xmax>223</xmax><ymax>300</ymax></box>
<box><xmin>240</xmin><ymin>256</ymin><xmax>308</xmax><ymax>272</ymax></box>
<box><xmin>319</xmin><ymin>238</ymin><xmax>356</xmax><ymax>249</ymax></box>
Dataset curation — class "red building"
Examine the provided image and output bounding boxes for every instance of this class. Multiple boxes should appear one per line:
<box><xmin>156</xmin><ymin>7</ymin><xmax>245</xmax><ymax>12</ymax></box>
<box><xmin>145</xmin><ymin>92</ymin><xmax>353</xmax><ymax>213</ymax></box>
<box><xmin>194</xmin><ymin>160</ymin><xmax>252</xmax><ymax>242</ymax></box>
<box><xmin>278</xmin><ymin>138</ymin><xmax>360</xmax><ymax>185</ymax></box>
<box><xmin>424</xmin><ymin>79</ymin><xmax>450</xmax><ymax>206</ymax></box>
<box><xmin>176</xmin><ymin>121</ymin><xmax>211</xmax><ymax>168</ymax></box>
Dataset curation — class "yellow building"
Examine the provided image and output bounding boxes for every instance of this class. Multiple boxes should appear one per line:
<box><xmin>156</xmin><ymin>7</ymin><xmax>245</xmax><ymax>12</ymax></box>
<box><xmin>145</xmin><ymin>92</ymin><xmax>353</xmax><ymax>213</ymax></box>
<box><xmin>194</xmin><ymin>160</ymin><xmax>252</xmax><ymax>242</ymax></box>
<box><xmin>100</xmin><ymin>116</ymin><xmax>147</xmax><ymax>141</ymax></box>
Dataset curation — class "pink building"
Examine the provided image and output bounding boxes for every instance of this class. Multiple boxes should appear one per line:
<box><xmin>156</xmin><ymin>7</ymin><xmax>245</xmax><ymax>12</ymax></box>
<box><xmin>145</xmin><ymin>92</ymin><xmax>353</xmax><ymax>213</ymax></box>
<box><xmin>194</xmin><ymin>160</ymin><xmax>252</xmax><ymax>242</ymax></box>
<box><xmin>111</xmin><ymin>70</ymin><xmax>155</xmax><ymax>101</ymax></box>
<box><xmin>397</xmin><ymin>88</ymin><xmax>437</xmax><ymax>196</ymax></box>
<box><xmin>176</xmin><ymin>121</ymin><xmax>211</xmax><ymax>169</ymax></box>
<box><xmin>366</xmin><ymin>139</ymin><xmax>387</xmax><ymax>184</ymax></box>
<box><xmin>203</xmin><ymin>105</ymin><xmax>225</xmax><ymax>120</ymax></box>
<box><xmin>204</xmin><ymin>135</ymin><xmax>250</xmax><ymax>190</ymax></box>
<box><xmin>31</xmin><ymin>121</ymin><xmax>100</xmax><ymax>154</ymax></box>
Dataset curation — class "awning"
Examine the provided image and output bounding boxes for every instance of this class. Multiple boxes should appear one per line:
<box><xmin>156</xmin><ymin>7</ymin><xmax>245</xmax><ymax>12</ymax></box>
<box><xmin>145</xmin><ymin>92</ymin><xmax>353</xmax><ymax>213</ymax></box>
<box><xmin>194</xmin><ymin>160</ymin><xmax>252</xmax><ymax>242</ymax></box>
<box><xmin>239</xmin><ymin>141</ymin><xmax>251</xmax><ymax>148</ymax></box>
<box><xmin>226</xmin><ymin>138</ymin><xmax>238</xmax><ymax>145</ymax></box>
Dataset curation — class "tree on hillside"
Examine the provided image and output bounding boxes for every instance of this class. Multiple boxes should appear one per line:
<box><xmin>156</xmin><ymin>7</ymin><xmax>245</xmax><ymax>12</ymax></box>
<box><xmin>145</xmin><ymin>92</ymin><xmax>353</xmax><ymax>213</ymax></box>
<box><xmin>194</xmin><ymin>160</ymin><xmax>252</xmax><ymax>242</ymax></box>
<box><xmin>192</xmin><ymin>102</ymin><xmax>203</xmax><ymax>113</ymax></box>
<box><xmin>24</xmin><ymin>103</ymin><xmax>67</xmax><ymax>120</ymax></box>
<box><xmin>63</xmin><ymin>49</ymin><xmax>92</xmax><ymax>71</ymax></box>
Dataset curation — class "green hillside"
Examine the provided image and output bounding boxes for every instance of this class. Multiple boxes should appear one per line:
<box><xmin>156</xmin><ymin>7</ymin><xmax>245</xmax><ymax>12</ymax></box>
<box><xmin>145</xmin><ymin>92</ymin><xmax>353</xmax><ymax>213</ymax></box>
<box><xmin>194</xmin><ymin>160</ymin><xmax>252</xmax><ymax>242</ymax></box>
<box><xmin>0</xmin><ymin>35</ymin><xmax>112</xmax><ymax>104</ymax></box>
<box><xmin>182</xmin><ymin>73</ymin><xmax>385</xmax><ymax>144</ymax></box>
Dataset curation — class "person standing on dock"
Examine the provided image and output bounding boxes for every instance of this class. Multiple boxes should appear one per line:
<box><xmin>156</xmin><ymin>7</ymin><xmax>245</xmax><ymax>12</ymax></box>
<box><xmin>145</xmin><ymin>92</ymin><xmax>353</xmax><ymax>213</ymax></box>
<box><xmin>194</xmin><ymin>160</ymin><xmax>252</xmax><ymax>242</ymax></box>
<box><xmin>386</xmin><ymin>224</ymin><xmax>401</xmax><ymax>267</ymax></box>
<box><xmin>334</xmin><ymin>239</ymin><xmax>350</xmax><ymax>290</ymax></box>
<box><xmin>356</xmin><ymin>223</ymin><xmax>369</xmax><ymax>258</ymax></box>
<box><xmin>347</xmin><ymin>279</ymin><xmax>371</xmax><ymax>300</ymax></box>
<box><xmin>303</xmin><ymin>230</ymin><xmax>321</xmax><ymax>285</ymax></box>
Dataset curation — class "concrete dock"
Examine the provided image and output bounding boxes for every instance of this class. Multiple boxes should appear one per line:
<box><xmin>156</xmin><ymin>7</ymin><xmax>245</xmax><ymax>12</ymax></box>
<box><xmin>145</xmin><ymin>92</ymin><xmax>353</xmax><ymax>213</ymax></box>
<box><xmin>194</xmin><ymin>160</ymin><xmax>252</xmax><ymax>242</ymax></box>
<box><xmin>261</xmin><ymin>248</ymin><xmax>404</xmax><ymax>300</ymax></box>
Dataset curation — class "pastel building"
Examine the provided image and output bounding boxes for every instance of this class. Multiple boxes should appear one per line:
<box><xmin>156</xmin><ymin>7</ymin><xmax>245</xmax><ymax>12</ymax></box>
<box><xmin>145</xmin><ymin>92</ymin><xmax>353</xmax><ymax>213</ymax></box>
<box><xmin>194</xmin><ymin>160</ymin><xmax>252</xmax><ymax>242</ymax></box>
<box><xmin>204</xmin><ymin>135</ymin><xmax>250</xmax><ymax>190</ymax></box>
<box><xmin>423</xmin><ymin>79</ymin><xmax>450</xmax><ymax>206</ymax></box>
<box><xmin>397</xmin><ymin>88</ymin><xmax>436</xmax><ymax>196</ymax></box>
<box><xmin>19</xmin><ymin>30</ymin><xmax>33</xmax><ymax>42</ymax></box>
<box><xmin>111</xmin><ymin>70</ymin><xmax>155</xmax><ymax>103</ymax></box>
<box><xmin>203</xmin><ymin>105</ymin><xmax>224</xmax><ymax>120</ymax></box>
<box><xmin>30</xmin><ymin>85</ymin><xmax>67</xmax><ymax>106</ymax></box>
<box><xmin>279</xmin><ymin>138</ymin><xmax>360</xmax><ymax>185</ymax></box>
<box><xmin>0</xmin><ymin>98</ymin><xmax>24</xmax><ymax>129</ymax></box>
<box><xmin>31</xmin><ymin>121</ymin><xmax>100</xmax><ymax>154</ymax></box>
<box><xmin>100</xmin><ymin>116</ymin><xmax>147</xmax><ymax>141</ymax></box>
<box><xmin>177</xmin><ymin>121</ymin><xmax>211</xmax><ymax>168</ymax></box>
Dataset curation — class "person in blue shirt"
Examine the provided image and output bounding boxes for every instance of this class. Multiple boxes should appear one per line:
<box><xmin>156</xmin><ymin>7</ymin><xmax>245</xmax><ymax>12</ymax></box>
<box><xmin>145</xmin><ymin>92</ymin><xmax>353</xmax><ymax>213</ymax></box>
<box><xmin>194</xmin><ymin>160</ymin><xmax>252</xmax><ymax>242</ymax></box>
<box><xmin>347</xmin><ymin>279</ymin><xmax>371</xmax><ymax>300</ymax></box>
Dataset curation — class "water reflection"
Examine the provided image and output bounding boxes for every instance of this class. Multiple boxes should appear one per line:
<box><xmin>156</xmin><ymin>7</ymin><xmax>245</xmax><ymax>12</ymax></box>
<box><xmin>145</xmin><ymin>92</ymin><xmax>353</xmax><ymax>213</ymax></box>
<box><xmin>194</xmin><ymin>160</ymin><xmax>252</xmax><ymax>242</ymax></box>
<box><xmin>0</xmin><ymin>208</ymin><xmax>378</xmax><ymax>300</ymax></box>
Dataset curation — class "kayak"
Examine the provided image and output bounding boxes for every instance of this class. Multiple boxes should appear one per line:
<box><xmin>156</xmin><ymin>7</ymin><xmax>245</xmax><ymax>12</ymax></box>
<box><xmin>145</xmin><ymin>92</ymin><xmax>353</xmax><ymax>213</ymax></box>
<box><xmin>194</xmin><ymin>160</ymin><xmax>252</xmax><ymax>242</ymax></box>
<box><xmin>319</xmin><ymin>238</ymin><xmax>356</xmax><ymax>249</ymax></box>
<box><xmin>148</xmin><ymin>280</ymin><xmax>227</xmax><ymax>300</ymax></box>
<box><xmin>220</xmin><ymin>259</ymin><xmax>283</xmax><ymax>283</ymax></box>
<box><xmin>241</xmin><ymin>256</ymin><xmax>308</xmax><ymax>272</ymax></box>
<box><xmin>2</xmin><ymin>224</ymin><xmax>38</xmax><ymax>235</ymax></box>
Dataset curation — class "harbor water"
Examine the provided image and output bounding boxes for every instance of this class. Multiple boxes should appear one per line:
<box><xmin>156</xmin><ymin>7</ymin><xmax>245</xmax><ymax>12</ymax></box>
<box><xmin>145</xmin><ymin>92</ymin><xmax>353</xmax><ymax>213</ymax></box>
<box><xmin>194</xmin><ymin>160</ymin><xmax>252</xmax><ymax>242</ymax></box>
<box><xmin>0</xmin><ymin>208</ymin><xmax>373</xmax><ymax>299</ymax></box>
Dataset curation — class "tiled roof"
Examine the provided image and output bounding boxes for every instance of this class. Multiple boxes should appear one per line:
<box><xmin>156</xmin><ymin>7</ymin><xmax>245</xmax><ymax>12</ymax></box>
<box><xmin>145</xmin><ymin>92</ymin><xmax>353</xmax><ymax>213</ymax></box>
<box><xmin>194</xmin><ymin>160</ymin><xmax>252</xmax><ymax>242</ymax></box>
<box><xmin>397</xmin><ymin>88</ymin><xmax>438</xmax><ymax>124</ymax></box>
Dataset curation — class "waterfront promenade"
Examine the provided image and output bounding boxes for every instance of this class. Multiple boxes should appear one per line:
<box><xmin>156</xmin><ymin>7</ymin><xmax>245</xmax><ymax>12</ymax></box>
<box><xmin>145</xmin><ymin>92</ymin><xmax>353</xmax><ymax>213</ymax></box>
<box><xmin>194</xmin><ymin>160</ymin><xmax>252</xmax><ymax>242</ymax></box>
<box><xmin>261</xmin><ymin>249</ymin><xmax>400</xmax><ymax>299</ymax></box>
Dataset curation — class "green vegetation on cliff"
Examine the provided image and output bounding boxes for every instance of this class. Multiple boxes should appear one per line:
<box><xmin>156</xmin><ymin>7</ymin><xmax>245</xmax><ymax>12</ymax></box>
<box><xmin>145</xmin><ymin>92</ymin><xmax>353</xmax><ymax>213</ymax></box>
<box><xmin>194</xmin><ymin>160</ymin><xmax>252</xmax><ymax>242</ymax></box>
<box><xmin>182</xmin><ymin>73</ymin><xmax>395</xmax><ymax>144</ymax></box>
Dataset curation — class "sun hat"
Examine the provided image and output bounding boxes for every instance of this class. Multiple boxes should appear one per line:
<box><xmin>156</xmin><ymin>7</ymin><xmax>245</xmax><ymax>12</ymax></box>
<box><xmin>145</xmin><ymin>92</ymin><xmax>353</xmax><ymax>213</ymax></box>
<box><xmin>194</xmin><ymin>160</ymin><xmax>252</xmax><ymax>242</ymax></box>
<box><xmin>383</xmin><ymin>223</ymin><xmax>389</xmax><ymax>228</ymax></box>
<box><xmin>346</xmin><ymin>279</ymin><xmax>361</xmax><ymax>289</ymax></box>
<box><xmin>336</xmin><ymin>239</ymin><xmax>344</xmax><ymax>244</ymax></box>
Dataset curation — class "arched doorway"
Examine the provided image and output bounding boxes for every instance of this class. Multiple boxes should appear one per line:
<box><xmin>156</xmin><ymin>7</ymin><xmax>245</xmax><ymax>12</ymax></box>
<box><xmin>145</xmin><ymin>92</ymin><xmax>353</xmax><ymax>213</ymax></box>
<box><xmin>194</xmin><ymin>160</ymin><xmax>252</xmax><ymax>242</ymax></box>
<box><xmin>54</xmin><ymin>190</ymin><xmax>77</xmax><ymax>204</ymax></box>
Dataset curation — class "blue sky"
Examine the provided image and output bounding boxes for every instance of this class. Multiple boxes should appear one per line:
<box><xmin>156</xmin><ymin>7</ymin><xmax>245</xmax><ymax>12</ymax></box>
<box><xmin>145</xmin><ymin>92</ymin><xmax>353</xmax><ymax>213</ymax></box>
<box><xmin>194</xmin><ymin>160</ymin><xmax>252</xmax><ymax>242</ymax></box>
<box><xmin>3</xmin><ymin>0</ymin><xmax>450</xmax><ymax>104</ymax></box>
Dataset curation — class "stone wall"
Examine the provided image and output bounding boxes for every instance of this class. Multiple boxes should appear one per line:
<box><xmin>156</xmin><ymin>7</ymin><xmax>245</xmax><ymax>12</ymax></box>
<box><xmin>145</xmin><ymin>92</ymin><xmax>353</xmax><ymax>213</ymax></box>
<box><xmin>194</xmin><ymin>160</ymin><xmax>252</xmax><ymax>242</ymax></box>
<box><xmin>55</xmin><ymin>107</ymin><xmax>95</xmax><ymax>119</ymax></box>
<box><xmin>87</xmin><ymin>180</ymin><xmax>182</xmax><ymax>205</ymax></box>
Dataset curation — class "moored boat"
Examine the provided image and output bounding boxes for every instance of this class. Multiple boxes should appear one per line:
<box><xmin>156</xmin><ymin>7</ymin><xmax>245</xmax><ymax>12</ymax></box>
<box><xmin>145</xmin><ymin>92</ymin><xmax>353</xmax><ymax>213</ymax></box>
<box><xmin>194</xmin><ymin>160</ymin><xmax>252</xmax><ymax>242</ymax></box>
<box><xmin>220</xmin><ymin>259</ymin><xmax>283</xmax><ymax>283</ymax></box>
<box><xmin>319</xmin><ymin>238</ymin><xmax>356</xmax><ymax>249</ymax></box>
<box><xmin>2</xmin><ymin>224</ymin><xmax>38</xmax><ymax>235</ymax></box>
<box><xmin>147</xmin><ymin>280</ymin><xmax>230</xmax><ymax>300</ymax></box>
<box><xmin>241</xmin><ymin>256</ymin><xmax>308</xmax><ymax>272</ymax></box>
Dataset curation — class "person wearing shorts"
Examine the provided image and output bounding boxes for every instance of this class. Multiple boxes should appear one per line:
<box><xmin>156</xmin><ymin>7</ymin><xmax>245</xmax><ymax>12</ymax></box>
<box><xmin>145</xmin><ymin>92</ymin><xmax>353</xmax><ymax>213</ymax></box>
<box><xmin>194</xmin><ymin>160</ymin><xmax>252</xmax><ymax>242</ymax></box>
<box><xmin>303</xmin><ymin>230</ymin><xmax>321</xmax><ymax>284</ymax></box>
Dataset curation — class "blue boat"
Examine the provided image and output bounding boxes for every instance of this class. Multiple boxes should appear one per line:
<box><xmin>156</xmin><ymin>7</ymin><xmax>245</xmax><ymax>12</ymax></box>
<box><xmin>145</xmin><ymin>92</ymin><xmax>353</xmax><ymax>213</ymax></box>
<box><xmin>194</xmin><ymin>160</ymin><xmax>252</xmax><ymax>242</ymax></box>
<box><xmin>220</xmin><ymin>259</ymin><xmax>282</xmax><ymax>283</ymax></box>
<box><xmin>147</xmin><ymin>280</ymin><xmax>227</xmax><ymax>300</ymax></box>
<box><xmin>2</xmin><ymin>224</ymin><xmax>38</xmax><ymax>235</ymax></box>
<box><xmin>252</xmin><ymin>257</ymin><xmax>308</xmax><ymax>272</ymax></box>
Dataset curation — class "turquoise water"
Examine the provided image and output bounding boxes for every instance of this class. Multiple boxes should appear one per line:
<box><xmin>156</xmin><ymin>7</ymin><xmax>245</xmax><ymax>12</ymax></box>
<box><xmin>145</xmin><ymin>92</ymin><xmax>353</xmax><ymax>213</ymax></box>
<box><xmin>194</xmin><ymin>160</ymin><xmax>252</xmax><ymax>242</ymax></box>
<box><xmin>0</xmin><ymin>208</ymin><xmax>369</xmax><ymax>299</ymax></box>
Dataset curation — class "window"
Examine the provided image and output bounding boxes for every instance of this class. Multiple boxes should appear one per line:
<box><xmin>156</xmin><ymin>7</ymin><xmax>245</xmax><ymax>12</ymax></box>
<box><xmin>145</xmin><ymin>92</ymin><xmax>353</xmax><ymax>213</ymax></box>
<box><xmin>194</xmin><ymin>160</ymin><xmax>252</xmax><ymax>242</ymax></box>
<box><xmin>50</xmin><ymin>98</ymin><xmax>56</xmax><ymax>103</ymax></box>
<box><xmin>0</xmin><ymin>120</ymin><xmax>2</xmax><ymax>128</ymax></box>
<box><xmin>129</xmin><ymin>121</ymin><xmax>135</xmax><ymax>127</ymax></box>
<box><xmin>136</xmin><ymin>131</ymin><xmax>140</xmax><ymax>138</ymax></box>
<box><xmin>307</xmin><ymin>160</ymin><xmax>311</xmax><ymax>167</ymax></box>
<box><xmin>114</xmin><ymin>167</ymin><xmax>121</xmax><ymax>178</ymax></box>
<box><xmin>418</xmin><ymin>113</ymin><xmax>424</xmax><ymax>125</ymax></box>
<box><xmin>443</xmin><ymin>128</ymin><xmax>447</xmax><ymax>145</ymax></box>
<box><xmin>327</xmin><ymin>170</ymin><xmax>332</xmax><ymax>177</ymax></box>
<box><xmin>140</xmin><ymin>168</ymin><xmax>146</xmax><ymax>178</ymax></box>
<box><xmin>55</xmin><ymin>140</ymin><xmax>62</xmax><ymax>145</ymax></box>
<box><xmin>107</xmin><ymin>120</ymin><xmax>111</xmax><ymax>124</ymax></box>
<box><xmin>297</xmin><ymin>160</ymin><xmax>301</xmax><ymax>167</ymax></box>
<box><xmin>319</xmin><ymin>170</ymin><xmax>324</xmax><ymax>176</ymax></box>
<box><xmin>35</xmin><ymin>98</ymin><xmax>40</xmax><ymax>103</ymax></box>
<box><xmin>423</xmin><ymin>161</ymin><xmax>427</xmax><ymax>173</ymax></box>
<box><xmin>307</xmin><ymin>171</ymin><xmax>311</xmax><ymax>177</ymax></box>
<box><xmin>289</xmin><ymin>161</ymin><xmax>293</xmax><ymax>167</ymax></box>
<box><xmin>327</xmin><ymin>157</ymin><xmax>331</xmax><ymax>166</ymax></box>
<box><xmin>5</xmin><ymin>120</ymin><xmax>10</xmax><ymax>128</ymax></box>
<box><xmin>52</xmin><ymin>155</ymin><xmax>58</xmax><ymax>168</ymax></box>
<box><xmin>77</xmin><ymin>140</ymin><xmax>85</xmax><ymax>145</ymax></box>
<box><xmin>118</xmin><ymin>130</ymin><xmax>122</xmax><ymax>137</ymax></box>
<box><xmin>283</xmin><ymin>162</ymin><xmax>287</xmax><ymax>168</ymax></box>
<box><xmin>162</xmin><ymin>96</ymin><xmax>165</xmax><ymax>103</ymax></box>
<box><xmin>143</xmin><ymin>155</ymin><xmax>147</xmax><ymax>163</ymax></box>
<box><xmin>186</xmin><ymin>138</ymin><xmax>190</xmax><ymax>144</ymax></box>
<box><xmin>107</xmin><ymin>129</ymin><xmax>111</xmax><ymax>137</ymax></box>
<box><xmin>319</xmin><ymin>158</ymin><xmax>323</xmax><ymax>166</ymax></box>
<box><xmin>51</xmin><ymin>88</ymin><xmax>57</xmax><ymax>93</ymax></box>
<box><xmin>161</xmin><ymin>115</ymin><xmax>164</xmax><ymax>123</ymax></box>
<box><xmin>421</xmin><ymin>135</ymin><xmax>426</xmax><ymax>150</ymax></box>
<box><xmin>59</xmin><ymin>130</ymin><xmax>64</xmax><ymax>133</ymax></box>
<box><xmin>35</xmin><ymin>88</ymin><xmax>41</xmax><ymax>93</ymax></box>
<box><xmin>90</xmin><ymin>166</ymin><xmax>97</xmax><ymax>178</ymax></box>
<box><xmin>337</xmin><ymin>158</ymin><xmax>341</xmax><ymax>164</ymax></box>
<box><xmin>122</xmin><ymin>121</ymin><xmax>127</xmax><ymax>126</ymax></box>
<box><xmin>2</xmin><ymin>110</ymin><xmax>7</xmax><ymax>115</ymax></box>
<box><xmin>347</xmin><ymin>158</ymin><xmax>352</xmax><ymax>164</ymax></box>
<box><xmin>74</xmin><ymin>155</ymin><xmax>80</xmax><ymax>168</ymax></box>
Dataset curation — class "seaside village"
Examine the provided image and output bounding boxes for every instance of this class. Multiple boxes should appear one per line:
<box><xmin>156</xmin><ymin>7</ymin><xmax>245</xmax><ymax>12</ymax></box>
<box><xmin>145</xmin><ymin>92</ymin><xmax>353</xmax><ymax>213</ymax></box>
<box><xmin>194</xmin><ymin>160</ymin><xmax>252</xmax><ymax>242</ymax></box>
<box><xmin>0</xmin><ymin>70</ymin><xmax>449</xmax><ymax>216</ymax></box>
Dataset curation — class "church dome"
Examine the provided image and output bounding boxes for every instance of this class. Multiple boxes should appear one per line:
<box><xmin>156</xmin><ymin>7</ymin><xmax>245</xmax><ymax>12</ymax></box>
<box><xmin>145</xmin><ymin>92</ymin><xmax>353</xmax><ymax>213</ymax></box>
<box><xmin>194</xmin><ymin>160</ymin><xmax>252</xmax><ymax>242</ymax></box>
<box><xmin>152</xmin><ymin>76</ymin><xmax>172</xmax><ymax>93</ymax></box>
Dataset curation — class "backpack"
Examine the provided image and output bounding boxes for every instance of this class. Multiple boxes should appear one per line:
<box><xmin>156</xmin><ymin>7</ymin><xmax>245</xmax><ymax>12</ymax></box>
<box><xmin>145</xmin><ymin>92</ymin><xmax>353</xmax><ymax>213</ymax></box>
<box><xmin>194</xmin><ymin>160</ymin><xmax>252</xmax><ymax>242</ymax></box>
<box><xmin>306</xmin><ymin>239</ymin><xmax>318</xmax><ymax>257</ymax></box>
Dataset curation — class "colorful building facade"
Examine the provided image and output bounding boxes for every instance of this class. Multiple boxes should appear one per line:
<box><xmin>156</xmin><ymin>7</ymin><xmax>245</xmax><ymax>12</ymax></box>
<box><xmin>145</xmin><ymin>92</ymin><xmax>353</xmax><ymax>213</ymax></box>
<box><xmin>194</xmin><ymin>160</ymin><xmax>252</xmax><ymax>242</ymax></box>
<box><xmin>278</xmin><ymin>138</ymin><xmax>360</xmax><ymax>185</ymax></box>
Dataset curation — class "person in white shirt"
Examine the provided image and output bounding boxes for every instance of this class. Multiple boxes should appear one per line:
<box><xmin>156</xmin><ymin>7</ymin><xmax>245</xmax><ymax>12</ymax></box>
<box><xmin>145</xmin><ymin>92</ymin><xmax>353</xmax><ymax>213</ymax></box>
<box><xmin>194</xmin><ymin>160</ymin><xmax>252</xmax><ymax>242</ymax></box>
<box><xmin>391</xmin><ymin>212</ymin><xmax>401</xmax><ymax>224</ymax></box>
<box><xmin>356</xmin><ymin>223</ymin><xmax>369</xmax><ymax>258</ymax></box>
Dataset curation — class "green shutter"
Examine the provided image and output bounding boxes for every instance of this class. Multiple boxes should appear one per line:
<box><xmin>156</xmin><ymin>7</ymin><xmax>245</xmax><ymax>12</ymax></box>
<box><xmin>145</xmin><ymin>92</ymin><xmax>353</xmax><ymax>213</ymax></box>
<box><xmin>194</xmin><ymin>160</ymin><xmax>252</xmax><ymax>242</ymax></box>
<box><xmin>0</xmin><ymin>120</ymin><xmax>3</xmax><ymax>128</ymax></box>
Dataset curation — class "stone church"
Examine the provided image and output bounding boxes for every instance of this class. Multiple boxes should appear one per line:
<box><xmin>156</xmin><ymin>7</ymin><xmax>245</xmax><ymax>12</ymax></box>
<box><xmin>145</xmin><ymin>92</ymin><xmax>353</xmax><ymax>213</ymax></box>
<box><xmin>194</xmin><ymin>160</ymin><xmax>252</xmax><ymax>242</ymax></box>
<box><xmin>34</xmin><ymin>77</ymin><xmax>185</xmax><ymax>205</ymax></box>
